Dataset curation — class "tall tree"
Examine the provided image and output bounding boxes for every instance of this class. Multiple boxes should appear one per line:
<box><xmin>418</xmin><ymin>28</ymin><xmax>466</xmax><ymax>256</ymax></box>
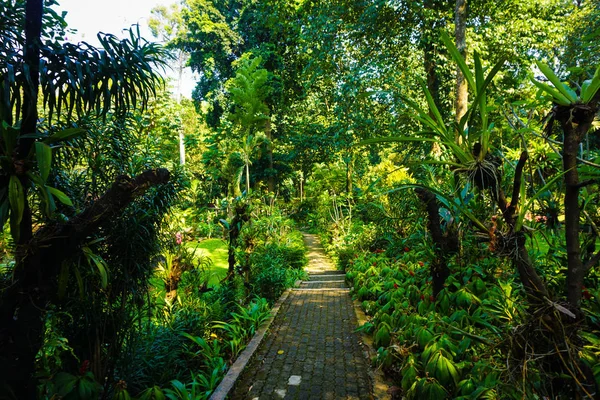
<box><xmin>149</xmin><ymin>3</ymin><xmax>189</xmax><ymax>165</ymax></box>
<box><xmin>454</xmin><ymin>0</ymin><xmax>468</xmax><ymax>128</ymax></box>
<box><xmin>226</xmin><ymin>55</ymin><xmax>270</xmax><ymax>193</ymax></box>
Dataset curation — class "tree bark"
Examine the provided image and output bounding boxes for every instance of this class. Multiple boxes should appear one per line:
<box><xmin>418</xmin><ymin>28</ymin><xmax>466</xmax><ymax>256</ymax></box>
<box><xmin>245</xmin><ymin>161</ymin><xmax>250</xmax><ymax>193</ymax></box>
<box><xmin>454</xmin><ymin>0</ymin><xmax>468</xmax><ymax>132</ymax></box>
<box><xmin>415</xmin><ymin>188</ymin><xmax>457</xmax><ymax>296</ymax></box>
<box><xmin>495</xmin><ymin>151</ymin><xmax>549</xmax><ymax>303</ymax></box>
<box><xmin>224</xmin><ymin>203</ymin><xmax>249</xmax><ymax>279</ymax></box>
<box><xmin>345</xmin><ymin>151</ymin><xmax>353</xmax><ymax>195</ymax></box>
<box><xmin>0</xmin><ymin>169</ymin><xmax>170</xmax><ymax>397</ymax></box>
<box><xmin>555</xmin><ymin>104</ymin><xmax>598</xmax><ymax>311</ymax></box>
<box><xmin>266</xmin><ymin>119</ymin><xmax>274</xmax><ymax>193</ymax></box>
<box><xmin>179</xmin><ymin>127</ymin><xmax>186</xmax><ymax>165</ymax></box>
<box><xmin>18</xmin><ymin>0</ymin><xmax>42</xmax><ymax>156</ymax></box>
<box><xmin>2</xmin><ymin>2</ymin><xmax>43</xmax><ymax>395</ymax></box>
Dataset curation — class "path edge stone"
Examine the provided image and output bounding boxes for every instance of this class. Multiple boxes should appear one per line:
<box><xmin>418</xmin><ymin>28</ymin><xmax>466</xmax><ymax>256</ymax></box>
<box><xmin>209</xmin><ymin>282</ymin><xmax>298</xmax><ymax>400</ymax></box>
<box><xmin>352</xmin><ymin>297</ymin><xmax>393</xmax><ymax>399</ymax></box>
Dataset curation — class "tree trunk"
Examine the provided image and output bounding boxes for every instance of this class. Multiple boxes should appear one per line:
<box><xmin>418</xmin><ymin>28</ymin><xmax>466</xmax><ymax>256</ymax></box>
<box><xmin>177</xmin><ymin>51</ymin><xmax>185</xmax><ymax>165</ymax></box>
<box><xmin>0</xmin><ymin>169</ymin><xmax>170</xmax><ymax>396</ymax></box>
<box><xmin>18</xmin><ymin>0</ymin><xmax>42</xmax><ymax>157</ymax></box>
<box><xmin>513</xmin><ymin>234</ymin><xmax>549</xmax><ymax>303</ymax></box>
<box><xmin>345</xmin><ymin>152</ymin><xmax>353</xmax><ymax>195</ymax></box>
<box><xmin>555</xmin><ymin>104</ymin><xmax>598</xmax><ymax>311</ymax></box>
<box><xmin>1</xmin><ymin>1</ymin><xmax>44</xmax><ymax>396</ymax></box>
<box><xmin>245</xmin><ymin>162</ymin><xmax>250</xmax><ymax>193</ymax></box>
<box><xmin>179</xmin><ymin>128</ymin><xmax>186</xmax><ymax>165</ymax></box>
<box><xmin>415</xmin><ymin>188</ymin><xmax>457</xmax><ymax>296</ymax></box>
<box><xmin>454</xmin><ymin>0</ymin><xmax>468</xmax><ymax>133</ymax></box>
<box><xmin>266</xmin><ymin>119</ymin><xmax>274</xmax><ymax>193</ymax></box>
<box><xmin>495</xmin><ymin>151</ymin><xmax>549</xmax><ymax>304</ymax></box>
<box><xmin>224</xmin><ymin>204</ymin><xmax>249</xmax><ymax>279</ymax></box>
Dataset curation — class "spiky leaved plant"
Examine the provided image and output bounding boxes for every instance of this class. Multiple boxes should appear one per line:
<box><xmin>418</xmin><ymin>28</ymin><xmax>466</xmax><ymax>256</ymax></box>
<box><xmin>0</xmin><ymin>0</ymin><xmax>171</xmax><ymax>395</ymax></box>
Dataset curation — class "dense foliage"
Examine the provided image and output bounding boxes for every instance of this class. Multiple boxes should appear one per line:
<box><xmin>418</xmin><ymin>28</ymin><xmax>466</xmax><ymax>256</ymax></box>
<box><xmin>1</xmin><ymin>0</ymin><xmax>600</xmax><ymax>398</ymax></box>
<box><xmin>0</xmin><ymin>0</ymin><xmax>306</xmax><ymax>398</ymax></box>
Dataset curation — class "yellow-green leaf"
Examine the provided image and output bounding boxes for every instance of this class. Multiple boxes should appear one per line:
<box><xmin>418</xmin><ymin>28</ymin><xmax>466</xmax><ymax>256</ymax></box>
<box><xmin>536</xmin><ymin>61</ymin><xmax>577</xmax><ymax>103</ymax></box>
<box><xmin>43</xmin><ymin>127</ymin><xmax>85</xmax><ymax>144</ymax></box>
<box><xmin>9</xmin><ymin>175</ymin><xmax>24</xmax><ymax>224</ymax></box>
<box><xmin>35</xmin><ymin>142</ymin><xmax>52</xmax><ymax>183</ymax></box>
<box><xmin>48</xmin><ymin>187</ymin><xmax>73</xmax><ymax>206</ymax></box>
<box><xmin>531</xmin><ymin>78</ymin><xmax>571</xmax><ymax>106</ymax></box>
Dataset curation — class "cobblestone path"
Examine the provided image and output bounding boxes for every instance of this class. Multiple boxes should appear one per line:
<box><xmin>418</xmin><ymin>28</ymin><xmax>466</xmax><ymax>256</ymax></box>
<box><xmin>230</xmin><ymin>233</ymin><xmax>373</xmax><ymax>399</ymax></box>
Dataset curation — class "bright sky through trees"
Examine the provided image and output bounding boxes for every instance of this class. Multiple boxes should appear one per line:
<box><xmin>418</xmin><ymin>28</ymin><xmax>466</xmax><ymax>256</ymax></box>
<box><xmin>57</xmin><ymin>0</ymin><xmax>196</xmax><ymax>97</ymax></box>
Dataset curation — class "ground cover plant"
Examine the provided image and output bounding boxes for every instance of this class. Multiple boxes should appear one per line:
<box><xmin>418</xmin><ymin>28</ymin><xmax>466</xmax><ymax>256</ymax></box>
<box><xmin>186</xmin><ymin>238</ymin><xmax>229</xmax><ymax>285</ymax></box>
<box><xmin>308</xmin><ymin>33</ymin><xmax>600</xmax><ymax>400</ymax></box>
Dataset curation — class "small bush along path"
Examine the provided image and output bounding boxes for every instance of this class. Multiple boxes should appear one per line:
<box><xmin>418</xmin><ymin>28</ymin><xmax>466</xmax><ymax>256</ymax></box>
<box><xmin>230</xmin><ymin>233</ymin><xmax>373</xmax><ymax>399</ymax></box>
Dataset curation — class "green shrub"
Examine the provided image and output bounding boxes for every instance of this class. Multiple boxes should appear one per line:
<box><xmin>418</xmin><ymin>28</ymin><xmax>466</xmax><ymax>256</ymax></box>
<box><xmin>249</xmin><ymin>242</ymin><xmax>306</xmax><ymax>303</ymax></box>
<box><xmin>251</xmin><ymin>265</ymin><xmax>288</xmax><ymax>303</ymax></box>
<box><xmin>122</xmin><ymin>325</ymin><xmax>189</xmax><ymax>392</ymax></box>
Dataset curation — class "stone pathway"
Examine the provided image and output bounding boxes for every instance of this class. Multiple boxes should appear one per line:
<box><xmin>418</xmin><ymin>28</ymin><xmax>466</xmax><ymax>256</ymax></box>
<box><xmin>229</xmin><ymin>234</ymin><xmax>373</xmax><ymax>399</ymax></box>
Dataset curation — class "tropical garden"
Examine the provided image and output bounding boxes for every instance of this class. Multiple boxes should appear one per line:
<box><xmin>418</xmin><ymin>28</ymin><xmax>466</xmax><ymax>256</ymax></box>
<box><xmin>1</xmin><ymin>0</ymin><xmax>600</xmax><ymax>399</ymax></box>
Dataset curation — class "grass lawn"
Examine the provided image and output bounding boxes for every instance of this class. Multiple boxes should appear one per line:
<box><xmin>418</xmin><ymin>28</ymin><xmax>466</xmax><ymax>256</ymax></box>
<box><xmin>186</xmin><ymin>238</ymin><xmax>229</xmax><ymax>286</ymax></box>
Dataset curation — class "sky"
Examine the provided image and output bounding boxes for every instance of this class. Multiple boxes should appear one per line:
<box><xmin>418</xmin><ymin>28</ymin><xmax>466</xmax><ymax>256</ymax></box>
<box><xmin>56</xmin><ymin>0</ymin><xmax>197</xmax><ymax>98</ymax></box>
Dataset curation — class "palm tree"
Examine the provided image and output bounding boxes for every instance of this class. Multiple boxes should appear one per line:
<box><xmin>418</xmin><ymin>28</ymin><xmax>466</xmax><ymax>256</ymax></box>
<box><xmin>227</xmin><ymin>55</ymin><xmax>271</xmax><ymax>193</ymax></box>
<box><xmin>240</xmin><ymin>132</ymin><xmax>268</xmax><ymax>193</ymax></box>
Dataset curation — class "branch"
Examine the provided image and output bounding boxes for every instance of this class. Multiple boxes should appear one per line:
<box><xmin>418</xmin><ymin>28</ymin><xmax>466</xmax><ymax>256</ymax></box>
<box><xmin>63</xmin><ymin>168</ymin><xmax>170</xmax><ymax>237</ymax></box>
<box><xmin>583</xmin><ymin>210</ymin><xmax>600</xmax><ymax>240</ymax></box>
<box><xmin>510</xmin><ymin>151</ymin><xmax>528</xmax><ymax>209</ymax></box>
<box><xmin>531</xmin><ymin>131</ymin><xmax>600</xmax><ymax>168</ymax></box>
<box><xmin>20</xmin><ymin>169</ymin><xmax>171</xmax><ymax>285</ymax></box>
<box><xmin>584</xmin><ymin>251</ymin><xmax>600</xmax><ymax>275</ymax></box>
<box><xmin>576</xmin><ymin>179</ymin><xmax>598</xmax><ymax>189</ymax></box>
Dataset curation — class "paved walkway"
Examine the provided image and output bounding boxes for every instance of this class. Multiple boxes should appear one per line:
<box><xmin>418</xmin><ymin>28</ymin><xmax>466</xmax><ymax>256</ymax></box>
<box><xmin>230</xmin><ymin>234</ymin><xmax>373</xmax><ymax>399</ymax></box>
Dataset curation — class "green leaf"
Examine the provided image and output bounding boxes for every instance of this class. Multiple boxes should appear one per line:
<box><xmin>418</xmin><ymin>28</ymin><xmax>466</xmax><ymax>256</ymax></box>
<box><xmin>440</xmin><ymin>31</ymin><xmax>475</xmax><ymax>91</ymax></box>
<box><xmin>531</xmin><ymin>78</ymin><xmax>572</xmax><ymax>106</ymax></box>
<box><xmin>581</xmin><ymin>66</ymin><xmax>600</xmax><ymax>103</ymax></box>
<box><xmin>42</xmin><ymin>128</ymin><xmax>86</xmax><ymax>144</ymax></box>
<box><xmin>44</xmin><ymin>186</ymin><xmax>57</xmax><ymax>216</ymax></box>
<box><xmin>35</xmin><ymin>142</ymin><xmax>52</xmax><ymax>183</ymax></box>
<box><xmin>461</xmin><ymin>56</ymin><xmax>506</xmax><ymax>150</ymax></box>
<box><xmin>535</xmin><ymin>61</ymin><xmax>578</xmax><ymax>103</ymax></box>
<box><xmin>9</xmin><ymin>175</ymin><xmax>24</xmax><ymax>224</ymax></box>
<box><xmin>515</xmin><ymin>170</ymin><xmax>566</xmax><ymax>231</ymax></box>
<box><xmin>400</xmin><ymin>184</ymin><xmax>489</xmax><ymax>234</ymax></box>
<box><xmin>0</xmin><ymin>199</ymin><xmax>8</xmax><ymax>229</ymax></box>
<box><xmin>219</xmin><ymin>219</ymin><xmax>230</xmax><ymax>230</ymax></box>
<box><xmin>48</xmin><ymin>186</ymin><xmax>73</xmax><ymax>206</ymax></box>
<box><xmin>1</xmin><ymin>123</ymin><xmax>19</xmax><ymax>154</ymax></box>
<box><xmin>55</xmin><ymin>372</ymin><xmax>77</xmax><ymax>396</ymax></box>
<box><xmin>419</xmin><ymin>79</ymin><xmax>445</xmax><ymax>132</ymax></box>
<box><xmin>474</xmin><ymin>53</ymin><xmax>488</xmax><ymax>133</ymax></box>
<box><xmin>74</xmin><ymin>265</ymin><xmax>84</xmax><ymax>300</ymax></box>
<box><xmin>83</xmin><ymin>246</ymin><xmax>109</xmax><ymax>288</ymax></box>
<box><xmin>57</xmin><ymin>261</ymin><xmax>70</xmax><ymax>299</ymax></box>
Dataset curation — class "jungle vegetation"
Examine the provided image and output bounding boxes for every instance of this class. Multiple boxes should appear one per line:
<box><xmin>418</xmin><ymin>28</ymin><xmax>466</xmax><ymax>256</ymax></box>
<box><xmin>1</xmin><ymin>0</ymin><xmax>600</xmax><ymax>398</ymax></box>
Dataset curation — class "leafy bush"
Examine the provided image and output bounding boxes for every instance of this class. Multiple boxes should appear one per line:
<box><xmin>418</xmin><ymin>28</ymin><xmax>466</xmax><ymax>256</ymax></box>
<box><xmin>246</xmin><ymin>219</ymin><xmax>307</xmax><ymax>303</ymax></box>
